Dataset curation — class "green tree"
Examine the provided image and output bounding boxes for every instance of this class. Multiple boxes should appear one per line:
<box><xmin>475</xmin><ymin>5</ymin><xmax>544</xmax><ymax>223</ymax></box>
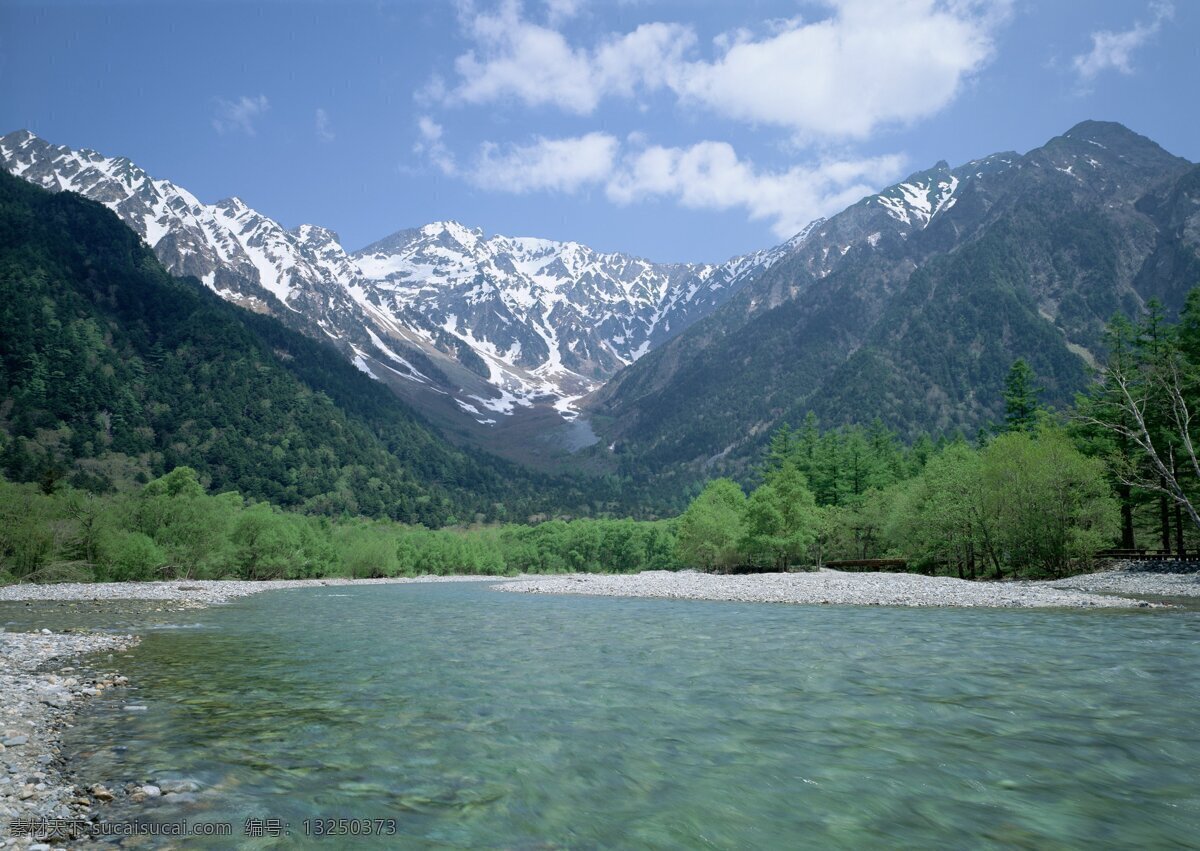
<box><xmin>889</xmin><ymin>442</ymin><xmax>990</xmax><ymax>577</ymax></box>
<box><xmin>675</xmin><ymin>479</ymin><xmax>746</xmax><ymax>572</ymax></box>
<box><xmin>96</xmin><ymin>530</ymin><xmax>165</xmax><ymax>582</ymax></box>
<box><xmin>1003</xmin><ymin>358</ymin><xmax>1042</xmax><ymax>433</ymax></box>
<box><xmin>979</xmin><ymin>426</ymin><xmax>1118</xmax><ymax>576</ymax></box>
<box><xmin>1072</xmin><ymin>313</ymin><xmax>1141</xmax><ymax>549</ymax></box>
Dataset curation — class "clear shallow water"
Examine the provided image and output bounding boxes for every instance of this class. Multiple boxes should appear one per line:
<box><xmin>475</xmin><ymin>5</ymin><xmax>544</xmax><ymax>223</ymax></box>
<box><xmin>0</xmin><ymin>598</ymin><xmax>203</xmax><ymax>633</ymax></box>
<box><xmin>64</xmin><ymin>584</ymin><xmax>1200</xmax><ymax>849</ymax></box>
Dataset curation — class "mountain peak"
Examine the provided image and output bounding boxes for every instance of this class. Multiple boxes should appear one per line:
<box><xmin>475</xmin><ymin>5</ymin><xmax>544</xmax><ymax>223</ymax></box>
<box><xmin>424</xmin><ymin>220</ymin><xmax>484</xmax><ymax>244</ymax></box>
<box><xmin>215</xmin><ymin>196</ymin><xmax>252</xmax><ymax>213</ymax></box>
<box><xmin>293</xmin><ymin>223</ymin><xmax>340</xmax><ymax>245</ymax></box>
<box><xmin>1</xmin><ymin>128</ymin><xmax>37</xmax><ymax>144</ymax></box>
<box><xmin>1064</xmin><ymin>119</ymin><xmax>1136</xmax><ymax>141</ymax></box>
<box><xmin>1055</xmin><ymin>120</ymin><xmax>1188</xmax><ymax>170</ymax></box>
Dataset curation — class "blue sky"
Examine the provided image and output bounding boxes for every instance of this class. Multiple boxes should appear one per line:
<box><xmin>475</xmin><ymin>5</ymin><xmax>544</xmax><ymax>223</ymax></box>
<box><xmin>1</xmin><ymin>0</ymin><xmax>1196</xmax><ymax>262</ymax></box>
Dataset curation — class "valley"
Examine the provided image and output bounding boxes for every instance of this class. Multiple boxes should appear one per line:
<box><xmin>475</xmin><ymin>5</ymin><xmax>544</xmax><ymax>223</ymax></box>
<box><xmin>4</xmin><ymin>2</ymin><xmax>1200</xmax><ymax>847</ymax></box>
<box><xmin>7</xmin><ymin>122</ymin><xmax>1197</xmax><ymax>482</ymax></box>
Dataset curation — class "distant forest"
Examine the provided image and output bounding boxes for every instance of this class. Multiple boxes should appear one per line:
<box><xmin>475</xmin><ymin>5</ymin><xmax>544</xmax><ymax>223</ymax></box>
<box><xmin>3</xmin><ymin>167</ymin><xmax>1200</xmax><ymax>584</ymax></box>
<box><xmin>5</xmin><ymin>292</ymin><xmax>1200</xmax><ymax>584</ymax></box>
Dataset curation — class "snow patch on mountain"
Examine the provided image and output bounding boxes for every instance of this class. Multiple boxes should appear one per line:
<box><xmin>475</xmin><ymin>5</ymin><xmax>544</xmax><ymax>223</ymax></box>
<box><xmin>347</xmin><ymin>220</ymin><xmax>784</xmax><ymax>419</ymax></box>
<box><xmin>875</xmin><ymin>163</ymin><xmax>960</xmax><ymax>229</ymax></box>
<box><xmin>0</xmin><ymin>130</ymin><xmax>792</xmax><ymax>427</ymax></box>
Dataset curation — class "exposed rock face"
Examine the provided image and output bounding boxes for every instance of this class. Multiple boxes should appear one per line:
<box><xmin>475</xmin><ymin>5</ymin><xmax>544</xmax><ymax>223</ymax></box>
<box><xmin>588</xmin><ymin>121</ymin><xmax>1199</xmax><ymax>472</ymax></box>
<box><xmin>0</xmin><ymin>130</ymin><xmax>780</xmax><ymax>428</ymax></box>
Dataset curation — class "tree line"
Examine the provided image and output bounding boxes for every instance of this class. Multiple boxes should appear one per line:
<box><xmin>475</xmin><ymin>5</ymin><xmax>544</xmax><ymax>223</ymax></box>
<box><xmin>675</xmin><ymin>294</ymin><xmax>1200</xmax><ymax>578</ymax></box>
<box><xmin>0</xmin><ymin>466</ymin><xmax>679</xmax><ymax>583</ymax></box>
<box><xmin>4</xmin><ymin>294</ymin><xmax>1199</xmax><ymax>584</ymax></box>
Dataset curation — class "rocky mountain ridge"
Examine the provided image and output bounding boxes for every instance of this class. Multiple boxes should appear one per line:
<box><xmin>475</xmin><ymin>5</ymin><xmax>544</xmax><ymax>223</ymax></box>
<box><xmin>0</xmin><ymin>129</ymin><xmax>785</xmax><ymax>436</ymax></box>
<box><xmin>587</xmin><ymin>121</ymin><xmax>1200</xmax><ymax>473</ymax></box>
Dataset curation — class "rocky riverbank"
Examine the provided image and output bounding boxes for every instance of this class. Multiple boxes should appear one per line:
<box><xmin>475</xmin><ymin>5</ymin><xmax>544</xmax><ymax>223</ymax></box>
<box><xmin>493</xmin><ymin>568</ymin><xmax>1157</xmax><ymax>608</ymax></box>
<box><xmin>0</xmin><ymin>630</ymin><xmax>138</xmax><ymax>848</ymax></box>
<box><xmin>0</xmin><ymin>574</ymin><xmax>503</xmax><ymax>608</ymax></box>
<box><xmin>1046</xmin><ymin>564</ymin><xmax>1200</xmax><ymax>598</ymax></box>
<box><xmin>0</xmin><ymin>575</ymin><xmax>505</xmax><ymax>848</ymax></box>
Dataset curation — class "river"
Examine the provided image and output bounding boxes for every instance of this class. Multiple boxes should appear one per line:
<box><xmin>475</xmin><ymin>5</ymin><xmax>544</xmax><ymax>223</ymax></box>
<box><xmin>53</xmin><ymin>582</ymin><xmax>1200</xmax><ymax>848</ymax></box>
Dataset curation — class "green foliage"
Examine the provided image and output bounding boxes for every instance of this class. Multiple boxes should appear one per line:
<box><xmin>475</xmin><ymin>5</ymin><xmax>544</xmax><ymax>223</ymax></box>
<box><xmin>821</xmin><ymin>486</ymin><xmax>906</xmax><ymax>565</ymax></box>
<box><xmin>886</xmin><ymin>441</ymin><xmax>985</xmax><ymax>576</ymax></box>
<box><xmin>0</xmin><ymin>467</ymin><xmax>683</xmax><ymax>583</ymax></box>
<box><xmin>1002</xmin><ymin>359</ymin><xmax>1042</xmax><ymax>433</ymax></box>
<box><xmin>978</xmin><ymin>428</ymin><xmax>1118</xmax><ymax>576</ymax></box>
<box><xmin>675</xmin><ymin>479</ymin><xmax>746</xmax><ymax>572</ymax></box>
<box><xmin>759</xmin><ymin>416</ymin><xmax>919</xmax><ymax>508</ymax></box>
<box><xmin>739</xmin><ymin>462</ymin><xmax>822</xmax><ymax>570</ymax></box>
<box><xmin>336</xmin><ymin>522</ymin><xmax>402</xmax><ymax>579</ymax></box>
<box><xmin>0</xmin><ymin>480</ymin><xmax>59</xmax><ymax>581</ymax></box>
<box><xmin>0</xmin><ymin>170</ymin><xmax>632</xmax><ymax>527</ymax></box>
<box><xmin>143</xmin><ymin>466</ymin><xmax>205</xmax><ymax>499</ymax></box>
<box><xmin>96</xmin><ymin>530</ymin><xmax>165</xmax><ymax>582</ymax></box>
<box><xmin>1073</xmin><ymin>292</ymin><xmax>1200</xmax><ymax>549</ymax></box>
<box><xmin>820</xmin><ymin>426</ymin><xmax>1118</xmax><ymax>578</ymax></box>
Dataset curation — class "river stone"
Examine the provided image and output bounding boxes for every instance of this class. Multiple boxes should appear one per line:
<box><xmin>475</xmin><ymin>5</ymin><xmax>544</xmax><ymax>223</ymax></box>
<box><xmin>89</xmin><ymin>784</ymin><xmax>115</xmax><ymax>801</ymax></box>
<box><xmin>157</xmin><ymin>778</ymin><xmax>201</xmax><ymax>794</ymax></box>
<box><xmin>2</xmin><ymin>736</ymin><xmax>28</xmax><ymax>746</ymax></box>
<box><xmin>40</xmin><ymin>691</ymin><xmax>71</xmax><ymax>709</ymax></box>
<box><xmin>141</xmin><ymin>784</ymin><xmax>162</xmax><ymax>797</ymax></box>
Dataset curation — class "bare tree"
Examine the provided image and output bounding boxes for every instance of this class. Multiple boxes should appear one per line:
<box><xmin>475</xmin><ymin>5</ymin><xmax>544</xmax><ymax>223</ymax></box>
<box><xmin>1075</xmin><ymin>355</ymin><xmax>1200</xmax><ymax>533</ymax></box>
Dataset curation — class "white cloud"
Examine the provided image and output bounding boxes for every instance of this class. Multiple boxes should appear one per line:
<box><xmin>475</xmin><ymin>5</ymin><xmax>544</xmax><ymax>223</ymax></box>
<box><xmin>212</xmin><ymin>95</ymin><xmax>270</xmax><ymax>136</ymax></box>
<box><xmin>1072</xmin><ymin>1</ymin><xmax>1173</xmax><ymax>82</ymax></box>
<box><xmin>673</xmin><ymin>0</ymin><xmax>1004</xmax><ymax>139</ymax></box>
<box><xmin>438</xmin><ymin>0</ymin><xmax>1008</xmax><ymax>138</ymax></box>
<box><xmin>468</xmin><ymin>132</ymin><xmax>619</xmax><ymax>193</ymax></box>
<box><xmin>606</xmin><ymin>141</ymin><xmax>906</xmax><ymax>238</ymax></box>
<box><xmin>415</xmin><ymin>124</ymin><xmax>905</xmax><ymax>238</ymax></box>
<box><xmin>412</xmin><ymin>116</ymin><xmax>457</xmax><ymax>175</ymax></box>
<box><xmin>449</xmin><ymin>0</ymin><xmax>693</xmax><ymax>114</ymax></box>
<box><xmin>544</xmin><ymin>0</ymin><xmax>583</xmax><ymax>26</ymax></box>
<box><xmin>315</xmin><ymin>108</ymin><xmax>334</xmax><ymax>142</ymax></box>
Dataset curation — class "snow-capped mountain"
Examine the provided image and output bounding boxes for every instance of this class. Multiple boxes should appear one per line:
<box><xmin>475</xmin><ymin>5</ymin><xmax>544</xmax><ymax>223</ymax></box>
<box><xmin>0</xmin><ymin>129</ymin><xmax>786</xmax><ymax>430</ymax></box>
<box><xmin>591</xmin><ymin>121</ymin><xmax>1198</xmax><ymax>472</ymax></box>
<box><xmin>0</xmin><ymin>129</ymin><xmax>406</xmax><ymax>372</ymax></box>
<box><xmin>0</xmin><ymin>128</ymin><xmax>1009</xmax><ymax>436</ymax></box>
<box><xmin>2</xmin><ymin>127</ymin><xmax>1010</xmax><ymax>436</ymax></box>
<box><xmin>347</xmin><ymin>221</ymin><xmax>784</xmax><ymax>420</ymax></box>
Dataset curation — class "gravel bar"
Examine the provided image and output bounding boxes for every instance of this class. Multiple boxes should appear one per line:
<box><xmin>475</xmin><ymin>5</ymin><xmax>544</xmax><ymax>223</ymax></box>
<box><xmin>494</xmin><ymin>569</ymin><xmax>1155</xmax><ymax>608</ymax></box>
<box><xmin>0</xmin><ymin>575</ymin><xmax>512</xmax><ymax>847</ymax></box>
<box><xmin>0</xmin><ymin>575</ymin><xmax>504</xmax><ymax>608</ymax></box>
<box><xmin>1046</xmin><ymin>568</ymin><xmax>1200</xmax><ymax>598</ymax></box>
<box><xmin>1</xmin><ymin>630</ymin><xmax>138</xmax><ymax>846</ymax></box>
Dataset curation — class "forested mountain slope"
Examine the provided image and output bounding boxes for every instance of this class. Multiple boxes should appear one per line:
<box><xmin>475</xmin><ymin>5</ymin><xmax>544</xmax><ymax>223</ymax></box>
<box><xmin>587</xmin><ymin>122</ymin><xmax>1199</xmax><ymax>474</ymax></box>
<box><xmin>0</xmin><ymin>171</ymin><xmax>607</xmax><ymax>524</ymax></box>
<box><xmin>0</xmin><ymin>130</ymin><xmax>782</xmax><ymax>446</ymax></box>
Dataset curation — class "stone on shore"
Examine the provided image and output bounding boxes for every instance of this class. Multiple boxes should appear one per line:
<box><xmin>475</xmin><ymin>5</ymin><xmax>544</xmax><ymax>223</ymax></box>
<box><xmin>494</xmin><ymin>568</ymin><xmax>1153</xmax><ymax>609</ymax></box>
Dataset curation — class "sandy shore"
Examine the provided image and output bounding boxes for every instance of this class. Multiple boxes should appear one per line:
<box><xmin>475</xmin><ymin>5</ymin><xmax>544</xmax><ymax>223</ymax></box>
<box><xmin>493</xmin><ymin>568</ymin><xmax>1170</xmax><ymax>608</ymax></box>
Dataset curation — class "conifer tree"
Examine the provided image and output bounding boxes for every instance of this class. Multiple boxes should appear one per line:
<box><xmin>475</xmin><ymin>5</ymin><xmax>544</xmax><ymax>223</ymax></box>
<box><xmin>1002</xmin><ymin>358</ymin><xmax>1041</xmax><ymax>433</ymax></box>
